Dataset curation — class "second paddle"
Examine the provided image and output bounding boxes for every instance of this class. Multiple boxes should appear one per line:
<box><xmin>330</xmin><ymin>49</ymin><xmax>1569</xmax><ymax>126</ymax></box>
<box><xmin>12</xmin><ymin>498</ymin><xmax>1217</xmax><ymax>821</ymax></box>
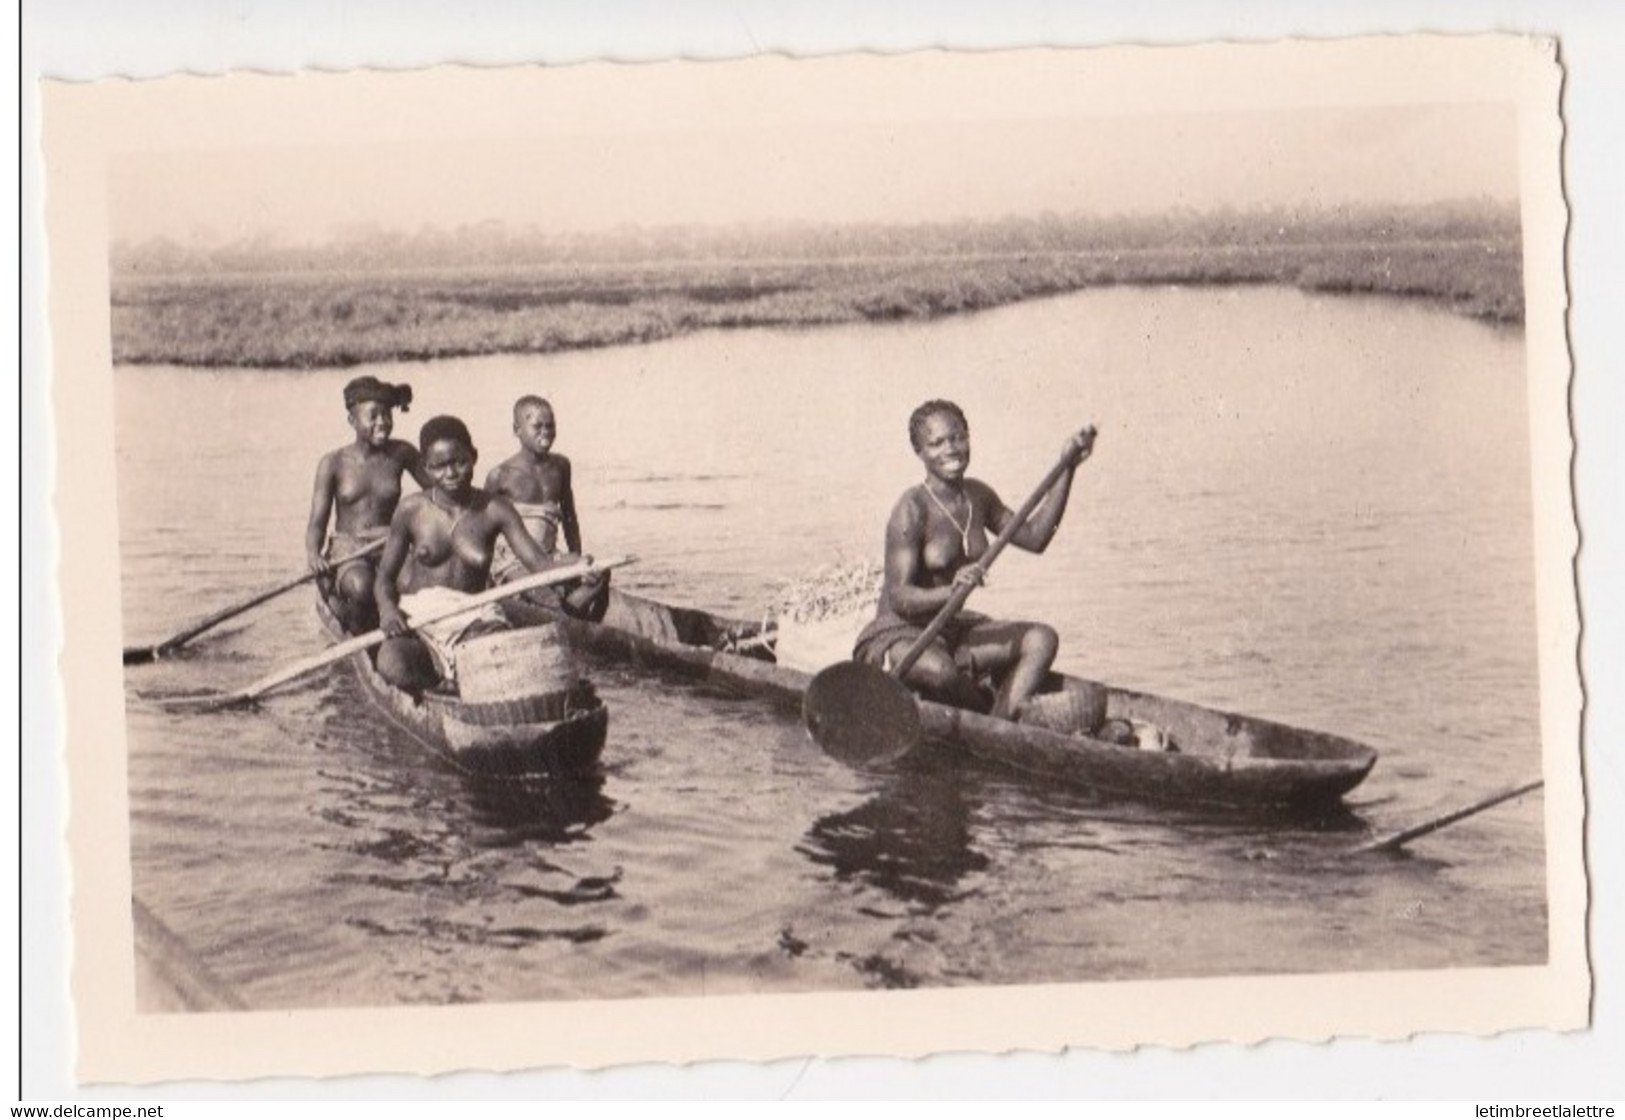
<box><xmin>151</xmin><ymin>556</ymin><xmax>636</xmax><ymax>712</ymax></box>
<box><xmin>123</xmin><ymin>538</ymin><xmax>388</xmax><ymax>666</ymax></box>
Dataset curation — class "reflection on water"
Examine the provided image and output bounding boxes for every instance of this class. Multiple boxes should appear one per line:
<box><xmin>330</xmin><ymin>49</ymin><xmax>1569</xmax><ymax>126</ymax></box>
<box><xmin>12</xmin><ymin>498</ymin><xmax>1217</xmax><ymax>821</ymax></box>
<box><xmin>801</xmin><ymin>755</ymin><xmax>989</xmax><ymax>914</ymax></box>
<box><xmin>120</xmin><ymin>285</ymin><xmax>1548</xmax><ymax>1008</ymax></box>
<box><xmin>464</xmin><ymin>777</ymin><xmax>617</xmax><ymax>848</ymax></box>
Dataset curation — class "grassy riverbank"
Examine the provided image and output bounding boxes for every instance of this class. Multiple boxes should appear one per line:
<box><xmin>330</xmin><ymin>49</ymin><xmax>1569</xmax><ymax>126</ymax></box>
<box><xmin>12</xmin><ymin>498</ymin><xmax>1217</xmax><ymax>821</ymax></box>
<box><xmin>110</xmin><ymin>211</ymin><xmax>1523</xmax><ymax>368</ymax></box>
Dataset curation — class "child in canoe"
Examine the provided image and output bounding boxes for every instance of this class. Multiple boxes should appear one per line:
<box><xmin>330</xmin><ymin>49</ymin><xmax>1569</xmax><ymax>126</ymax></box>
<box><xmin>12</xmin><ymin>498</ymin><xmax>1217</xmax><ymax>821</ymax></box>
<box><xmin>853</xmin><ymin>399</ymin><xmax>1096</xmax><ymax>721</ymax></box>
<box><xmin>305</xmin><ymin>376</ymin><xmax>430</xmax><ymax>631</ymax></box>
<box><xmin>374</xmin><ymin>415</ymin><xmax>577</xmax><ymax>693</ymax></box>
<box><xmin>483</xmin><ymin>395</ymin><xmax>610</xmax><ymax>621</ymax></box>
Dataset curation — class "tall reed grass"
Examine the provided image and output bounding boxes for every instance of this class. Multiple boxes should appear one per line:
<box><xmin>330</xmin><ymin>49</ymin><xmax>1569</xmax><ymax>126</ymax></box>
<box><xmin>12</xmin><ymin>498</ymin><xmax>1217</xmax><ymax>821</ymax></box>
<box><xmin>111</xmin><ymin>240</ymin><xmax>1522</xmax><ymax>368</ymax></box>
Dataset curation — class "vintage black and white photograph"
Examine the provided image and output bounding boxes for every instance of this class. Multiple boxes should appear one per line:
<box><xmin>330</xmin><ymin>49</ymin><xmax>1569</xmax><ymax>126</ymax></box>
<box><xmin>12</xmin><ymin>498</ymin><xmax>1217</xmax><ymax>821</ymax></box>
<box><xmin>43</xmin><ymin>34</ymin><xmax>1584</xmax><ymax>1080</ymax></box>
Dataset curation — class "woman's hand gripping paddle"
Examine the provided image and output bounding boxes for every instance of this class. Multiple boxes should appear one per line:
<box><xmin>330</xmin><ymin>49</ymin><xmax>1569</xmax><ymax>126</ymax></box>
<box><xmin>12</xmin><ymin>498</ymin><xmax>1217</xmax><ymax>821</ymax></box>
<box><xmin>802</xmin><ymin>428</ymin><xmax>1096</xmax><ymax>765</ymax></box>
<box><xmin>149</xmin><ymin>556</ymin><xmax>635</xmax><ymax>712</ymax></box>
<box><xmin>123</xmin><ymin>538</ymin><xmax>389</xmax><ymax>666</ymax></box>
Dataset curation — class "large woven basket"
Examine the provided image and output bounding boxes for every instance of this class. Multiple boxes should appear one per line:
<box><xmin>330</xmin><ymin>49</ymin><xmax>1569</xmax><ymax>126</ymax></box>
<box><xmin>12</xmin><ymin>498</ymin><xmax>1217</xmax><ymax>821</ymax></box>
<box><xmin>456</xmin><ymin>624</ymin><xmax>580</xmax><ymax>704</ymax></box>
<box><xmin>1020</xmin><ymin>680</ymin><xmax>1109</xmax><ymax>736</ymax></box>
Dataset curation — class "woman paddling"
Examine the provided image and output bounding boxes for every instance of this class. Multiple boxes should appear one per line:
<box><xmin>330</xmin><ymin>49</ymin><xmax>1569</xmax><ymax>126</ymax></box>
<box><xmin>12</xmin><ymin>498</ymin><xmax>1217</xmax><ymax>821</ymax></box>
<box><xmin>853</xmin><ymin>400</ymin><xmax>1096</xmax><ymax>721</ymax></box>
<box><xmin>373</xmin><ymin>415</ymin><xmax>578</xmax><ymax>694</ymax></box>
<box><xmin>305</xmin><ymin>376</ymin><xmax>430</xmax><ymax>631</ymax></box>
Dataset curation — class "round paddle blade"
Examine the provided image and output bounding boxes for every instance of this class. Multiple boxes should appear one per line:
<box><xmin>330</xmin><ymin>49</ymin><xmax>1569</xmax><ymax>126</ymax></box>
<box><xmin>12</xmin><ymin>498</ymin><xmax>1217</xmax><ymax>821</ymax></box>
<box><xmin>802</xmin><ymin>661</ymin><xmax>923</xmax><ymax>766</ymax></box>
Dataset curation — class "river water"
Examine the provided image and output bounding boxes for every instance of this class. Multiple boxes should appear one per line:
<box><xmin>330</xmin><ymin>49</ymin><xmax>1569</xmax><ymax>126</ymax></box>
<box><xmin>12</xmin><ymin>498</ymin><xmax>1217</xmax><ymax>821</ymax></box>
<box><xmin>117</xmin><ymin>284</ymin><xmax>1546</xmax><ymax>1007</ymax></box>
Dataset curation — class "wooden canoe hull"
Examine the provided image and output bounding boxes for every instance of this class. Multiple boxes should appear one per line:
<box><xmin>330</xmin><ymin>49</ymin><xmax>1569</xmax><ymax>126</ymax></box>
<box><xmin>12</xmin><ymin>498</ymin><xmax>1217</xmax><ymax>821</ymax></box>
<box><xmin>505</xmin><ymin>589</ymin><xmax>1376</xmax><ymax>811</ymax></box>
<box><xmin>919</xmin><ymin>697</ymin><xmax>1374</xmax><ymax>809</ymax></box>
<box><xmin>315</xmin><ymin>591</ymin><xmax>607</xmax><ymax>781</ymax></box>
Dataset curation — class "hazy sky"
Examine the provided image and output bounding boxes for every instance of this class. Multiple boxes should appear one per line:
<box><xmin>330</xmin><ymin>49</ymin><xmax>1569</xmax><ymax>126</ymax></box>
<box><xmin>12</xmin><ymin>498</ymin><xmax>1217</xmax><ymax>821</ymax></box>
<box><xmin>109</xmin><ymin>101</ymin><xmax>1518</xmax><ymax>245</ymax></box>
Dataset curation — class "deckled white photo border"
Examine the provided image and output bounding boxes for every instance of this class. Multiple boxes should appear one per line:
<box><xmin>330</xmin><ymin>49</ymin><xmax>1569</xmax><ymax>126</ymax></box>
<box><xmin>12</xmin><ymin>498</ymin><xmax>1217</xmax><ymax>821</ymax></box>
<box><xmin>37</xmin><ymin>34</ymin><xmax>1587</xmax><ymax>1086</ymax></box>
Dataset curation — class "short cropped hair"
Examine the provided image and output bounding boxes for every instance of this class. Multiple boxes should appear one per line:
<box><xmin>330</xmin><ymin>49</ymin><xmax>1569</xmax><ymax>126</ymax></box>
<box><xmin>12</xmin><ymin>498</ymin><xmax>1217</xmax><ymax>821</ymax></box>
<box><xmin>908</xmin><ymin>399</ymin><xmax>968</xmax><ymax>452</ymax></box>
<box><xmin>513</xmin><ymin>395</ymin><xmax>553</xmax><ymax>421</ymax></box>
<box><xmin>418</xmin><ymin>415</ymin><xmax>474</xmax><ymax>455</ymax></box>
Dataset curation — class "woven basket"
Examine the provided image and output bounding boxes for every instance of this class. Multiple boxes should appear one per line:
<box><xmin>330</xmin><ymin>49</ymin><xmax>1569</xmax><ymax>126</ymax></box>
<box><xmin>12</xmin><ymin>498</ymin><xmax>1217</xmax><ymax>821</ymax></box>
<box><xmin>456</xmin><ymin>624</ymin><xmax>580</xmax><ymax>704</ymax></box>
<box><xmin>1020</xmin><ymin>681</ymin><xmax>1109</xmax><ymax>736</ymax></box>
<box><xmin>452</xmin><ymin>682</ymin><xmax>601</xmax><ymax>727</ymax></box>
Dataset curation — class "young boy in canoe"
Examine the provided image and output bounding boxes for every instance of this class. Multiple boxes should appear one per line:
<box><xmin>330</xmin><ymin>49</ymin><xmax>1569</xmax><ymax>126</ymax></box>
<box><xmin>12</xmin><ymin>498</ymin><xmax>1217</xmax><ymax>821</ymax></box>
<box><xmin>483</xmin><ymin>395</ymin><xmax>610</xmax><ymax>621</ymax></box>
<box><xmin>374</xmin><ymin>415</ymin><xmax>577</xmax><ymax>694</ymax></box>
<box><xmin>306</xmin><ymin>376</ymin><xmax>430</xmax><ymax>631</ymax></box>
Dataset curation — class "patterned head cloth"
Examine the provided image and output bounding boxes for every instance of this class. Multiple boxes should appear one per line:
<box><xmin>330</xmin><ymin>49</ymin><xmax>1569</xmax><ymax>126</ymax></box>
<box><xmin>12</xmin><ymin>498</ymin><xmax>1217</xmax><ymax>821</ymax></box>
<box><xmin>343</xmin><ymin>376</ymin><xmax>413</xmax><ymax>412</ymax></box>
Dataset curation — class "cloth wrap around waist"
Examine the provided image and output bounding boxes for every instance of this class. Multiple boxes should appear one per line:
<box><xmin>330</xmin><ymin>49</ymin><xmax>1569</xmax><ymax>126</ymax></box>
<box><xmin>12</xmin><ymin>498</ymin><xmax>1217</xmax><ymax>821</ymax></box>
<box><xmin>325</xmin><ymin>527</ymin><xmax>389</xmax><ymax>577</ymax></box>
<box><xmin>491</xmin><ymin>500</ymin><xmax>562</xmax><ymax>585</ymax></box>
<box><xmin>397</xmin><ymin>586</ymin><xmax>508</xmax><ymax>683</ymax></box>
<box><xmin>852</xmin><ymin>609</ymin><xmax>993</xmax><ymax>674</ymax></box>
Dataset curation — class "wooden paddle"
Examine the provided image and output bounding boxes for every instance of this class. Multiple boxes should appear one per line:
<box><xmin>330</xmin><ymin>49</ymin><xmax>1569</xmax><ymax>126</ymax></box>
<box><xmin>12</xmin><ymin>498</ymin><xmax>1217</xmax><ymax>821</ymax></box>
<box><xmin>1350</xmin><ymin>779</ymin><xmax>1544</xmax><ymax>854</ymax></box>
<box><xmin>123</xmin><ymin>538</ymin><xmax>389</xmax><ymax>666</ymax></box>
<box><xmin>151</xmin><ymin>555</ymin><xmax>635</xmax><ymax>712</ymax></box>
<box><xmin>803</xmin><ymin>429</ymin><xmax>1095</xmax><ymax>765</ymax></box>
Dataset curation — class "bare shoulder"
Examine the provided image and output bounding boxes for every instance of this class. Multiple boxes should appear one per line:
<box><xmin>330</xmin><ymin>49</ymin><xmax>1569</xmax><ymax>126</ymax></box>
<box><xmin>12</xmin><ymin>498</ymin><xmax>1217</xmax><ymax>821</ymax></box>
<box><xmin>484</xmin><ymin>491</ymin><xmax>522</xmax><ymax>522</ymax></box>
<box><xmin>484</xmin><ymin>459</ymin><xmax>516</xmax><ymax>490</ymax></box>
<box><xmin>490</xmin><ymin>452</ymin><xmax>537</xmax><ymax>481</ymax></box>
<box><xmin>965</xmin><ymin>477</ymin><xmax>1003</xmax><ymax>512</ymax></box>
<box><xmin>888</xmin><ymin>486</ymin><xmax>927</xmax><ymax>529</ymax></box>
<box><xmin>388</xmin><ymin>439</ymin><xmax>420</xmax><ymax>463</ymax></box>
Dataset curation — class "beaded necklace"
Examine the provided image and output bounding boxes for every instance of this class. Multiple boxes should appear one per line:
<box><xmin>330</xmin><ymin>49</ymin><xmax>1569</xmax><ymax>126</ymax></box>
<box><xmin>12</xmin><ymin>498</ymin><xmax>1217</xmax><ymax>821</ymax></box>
<box><xmin>429</xmin><ymin>490</ymin><xmax>472</xmax><ymax>534</ymax></box>
<box><xmin>921</xmin><ymin>483</ymin><xmax>975</xmax><ymax>556</ymax></box>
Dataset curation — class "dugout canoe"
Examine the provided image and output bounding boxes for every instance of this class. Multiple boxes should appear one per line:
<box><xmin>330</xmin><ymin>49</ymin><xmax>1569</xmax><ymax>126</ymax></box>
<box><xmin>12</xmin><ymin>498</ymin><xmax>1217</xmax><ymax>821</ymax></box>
<box><xmin>315</xmin><ymin>588</ymin><xmax>608</xmax><ymax>781</ymax></box>
<box><xmin>504</xmin><ymin>589</ymin><xmax>1377</xmax><ymax>812</ymax></box>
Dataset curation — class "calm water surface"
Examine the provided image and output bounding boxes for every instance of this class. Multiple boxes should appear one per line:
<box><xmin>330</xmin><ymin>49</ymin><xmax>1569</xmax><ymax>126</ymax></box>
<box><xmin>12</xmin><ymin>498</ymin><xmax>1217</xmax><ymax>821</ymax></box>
<box><xmin>118</xmin><ymin>285</ymin><xmax>1547</xmax><ymax>1007</ymax></box>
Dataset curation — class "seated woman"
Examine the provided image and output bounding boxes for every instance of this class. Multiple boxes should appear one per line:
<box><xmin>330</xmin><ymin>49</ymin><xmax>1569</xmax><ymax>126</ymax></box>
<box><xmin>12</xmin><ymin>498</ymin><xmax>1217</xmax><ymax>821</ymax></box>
<box><xmin>853</xmin><ymin>399</ymin><xmax>1096</xmax><ymax>721</ymax></box>
<box><xmin>372</xmin><ymin>415</ymin><xmax>574</xmax><ymax>694</ymax></box>
<box><xmin>305</xmin><ymin>376</ymin><xmax>429</xmax><ymax>631</ymax></box>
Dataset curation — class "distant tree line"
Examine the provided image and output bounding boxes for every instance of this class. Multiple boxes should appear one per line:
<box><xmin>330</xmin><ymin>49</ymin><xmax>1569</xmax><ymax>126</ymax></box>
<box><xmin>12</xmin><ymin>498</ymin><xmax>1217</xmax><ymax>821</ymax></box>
<box><xmin>112</xmin><ymin>200</ymin><xmax>1520</xmax><ymax>277</ymax></box>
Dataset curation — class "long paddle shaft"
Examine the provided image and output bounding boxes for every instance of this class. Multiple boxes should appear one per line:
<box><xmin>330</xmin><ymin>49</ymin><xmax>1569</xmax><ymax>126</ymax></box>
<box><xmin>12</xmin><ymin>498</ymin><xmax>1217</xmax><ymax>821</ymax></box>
<box><xmin>123</xmin><ymin>538</ymin><xmax>388</xmax><ymax>665</ymax></box>
<box><xmin>891</xmin><ymin>435</ymin><xmax>1092</xmax><ymax>680</ymax></box>
<box><xmin>1352</xmin><ymin>779</ymin><xmax>1544</xmax><ymax>854</ymax></box>
<box><xmin>156</xmin><ymin>556</ymin><xmax>635</xmax><ymax>711</ymax></box>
